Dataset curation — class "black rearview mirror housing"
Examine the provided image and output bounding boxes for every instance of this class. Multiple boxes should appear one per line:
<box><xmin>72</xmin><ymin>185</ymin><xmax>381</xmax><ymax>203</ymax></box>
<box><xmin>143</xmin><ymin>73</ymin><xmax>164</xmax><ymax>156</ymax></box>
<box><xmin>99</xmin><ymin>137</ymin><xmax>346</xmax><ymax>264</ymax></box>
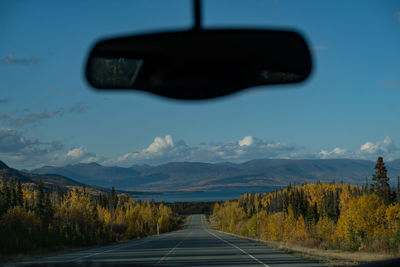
<box><xmin>86</xmin><ymin>29</ymin><xmax>312</xmax><ymax>100</ymax></box>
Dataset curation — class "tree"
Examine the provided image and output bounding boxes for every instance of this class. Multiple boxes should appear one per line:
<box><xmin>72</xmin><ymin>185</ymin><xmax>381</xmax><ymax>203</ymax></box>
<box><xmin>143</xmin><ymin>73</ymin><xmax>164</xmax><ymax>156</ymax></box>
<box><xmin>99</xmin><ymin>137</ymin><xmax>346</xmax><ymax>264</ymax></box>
<box><xmin>336</xmin><ymin>194</ymin><xmax>385</xmax><ymax>250</ymax></box>
<box><xmin>42</xmin><ymin>193</ymin><xmax>54</xmax><ymax>225</ymax></box>
<box><xmin>371</xmin><ymin>157</ymin><xmax>391</xmax><ymax>204</ymax></box>
<box><xmin>109</xmin><ymin>187</ymin><xmax>118</xmax><ymax>211</ymax></box>
<box><xmin>35</xmin><ymin>180</ymin><xmax>45</xmax><ymax>217</ymax></box>
<box><xmin>16</xmin><ymin>180</ymin><xmax>23</xmax><ymax>207</ymax></box>
<box><xmin>0</xmin><ymin>206</ymin><xmax>41</xmax><ymax>253</ymax></box>
<box><xmin>10</xmin><ymin>179</ymin><xmax>17</xmax><ymax>207</ymax></box>
<box><xmin>4</xmin><ymin>183</ymin><xmax>11</xmax><ymax>209</ymax></box>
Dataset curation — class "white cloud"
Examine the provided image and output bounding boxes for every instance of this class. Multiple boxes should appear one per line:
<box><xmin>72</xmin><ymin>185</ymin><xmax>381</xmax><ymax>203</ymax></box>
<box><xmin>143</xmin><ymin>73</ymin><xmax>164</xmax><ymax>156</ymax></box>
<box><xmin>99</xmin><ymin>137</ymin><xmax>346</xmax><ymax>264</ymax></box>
<box><xmin>1</xmin><ymin>133</ymin><xmax>399</xmax><ymax>170</ymax></box>
<box><xmin>360</xmin><ymin>142</ymin><xmax>377</xmax><ymax>153</ymax></box>
<box><xmin>46</xmin><ymin>147</ymin><xmax>105</xmax><ymax>167</ymax></box>
<box><xmin>105</xmin><ymin>135</ymin><xmax>298</xmax><ymax>167</ymax></box>
<box><xmin>67</xmin><ymin>147</ymin><xmax>87</xmax><ymax>159</ymax></box>
<box><xmin>239</xmin><ymin>136</ymin><xmax>254</xmax><ymax>146</ymax></box>
<box><xmin>318</xmin><ymin>147</ymin><xmax>348</xmax><ymax>159</ymax></box>
<box><xmin>0</xmin><ymin>128</ymin><xmax>101</xmax><ymax>169</ymax></box>
<box><xmin>146</xmin><ymin>135</ymin><xmax>174</xmax><ymax>153</ymax></box>
<box><xmin>50</xmin><ymin>136</ymin><xmax>399</xmax><ymax>167</ymax></box>
<box><xmin>81</xmin><ymin>156</ymin><xmax>102</xmax><ymax>164</ymax></box>
<box><xmin>359</xmin><ymin>136</ymin><xmax>395</xmax><ymax>155</ymax></box>
<box><xmin>0</xmin><ymin>128</ymin><xmax>67</xmax><ymax>169</ymax></box>
<box><xmin>106</xmin><ymin>135</ymin><xmax>191</xmax><ymax>166</ymax></box>
<box><xmin>333</xmin><ymin>147</ymin><xmax>347</xmax><ymax>154</ymax></box>
<box><xmin>315</xmin><ymin>136</ymin><xmax>397</xmax><ymax>160</ymax></box>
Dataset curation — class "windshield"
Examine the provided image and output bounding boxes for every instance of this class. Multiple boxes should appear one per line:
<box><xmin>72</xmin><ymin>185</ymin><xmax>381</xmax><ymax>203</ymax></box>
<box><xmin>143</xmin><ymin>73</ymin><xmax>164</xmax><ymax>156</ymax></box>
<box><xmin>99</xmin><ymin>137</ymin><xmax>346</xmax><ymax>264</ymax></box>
<box><xmin>1</xmin><ymin>0</ymin><xmax>400</xmax><ymax>266</ymax></box>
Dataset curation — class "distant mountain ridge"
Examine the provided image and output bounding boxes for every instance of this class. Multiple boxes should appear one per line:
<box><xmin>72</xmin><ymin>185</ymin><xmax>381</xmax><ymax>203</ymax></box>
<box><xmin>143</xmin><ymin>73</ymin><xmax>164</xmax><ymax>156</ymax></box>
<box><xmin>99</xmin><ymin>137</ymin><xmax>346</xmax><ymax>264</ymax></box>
<box><xmin>34</xmin><ymin>162</ymin><xmax>140</xmax><ymax>188</ymax></box>
<box><xmin>0</xmin><ymin>160</ymin><xmax>82</xmax><ymax>189</ymax></box>
<box><xmin>30</xmin><ymin>158</ymin><xmax>400</xmax><ymax>191</ymax></box>
<box><xmin>0</xmin><ymin>160</ymin><xmax>119</xmax><ymax>194</ymax></box>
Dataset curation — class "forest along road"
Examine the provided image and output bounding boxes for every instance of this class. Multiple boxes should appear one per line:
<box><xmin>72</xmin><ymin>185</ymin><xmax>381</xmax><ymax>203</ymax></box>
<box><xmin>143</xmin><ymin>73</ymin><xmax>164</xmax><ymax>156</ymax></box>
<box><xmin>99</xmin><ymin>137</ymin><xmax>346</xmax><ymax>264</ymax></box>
<box><xmin>15</xmin><ymin>214</ymin><xmax>325</xmax><ymax>266</ymax></box>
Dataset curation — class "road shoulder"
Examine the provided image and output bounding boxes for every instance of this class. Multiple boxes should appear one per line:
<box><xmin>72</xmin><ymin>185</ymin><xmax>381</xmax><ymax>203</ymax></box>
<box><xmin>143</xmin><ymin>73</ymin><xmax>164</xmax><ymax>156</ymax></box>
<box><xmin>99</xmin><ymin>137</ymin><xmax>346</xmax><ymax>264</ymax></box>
<box><xmin>204</xmin><ymin>215</ymin><xmax>395</xmax><ymax>266</ymax></box>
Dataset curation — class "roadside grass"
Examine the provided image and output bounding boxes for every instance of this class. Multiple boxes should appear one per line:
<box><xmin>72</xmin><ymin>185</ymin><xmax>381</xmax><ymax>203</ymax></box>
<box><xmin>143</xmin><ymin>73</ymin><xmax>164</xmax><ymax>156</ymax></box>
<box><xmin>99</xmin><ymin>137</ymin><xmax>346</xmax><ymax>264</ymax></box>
<box><xmin>205</xmin><ymin>215</ymin><xmax>397</xmax><ymax>266</ymax></box>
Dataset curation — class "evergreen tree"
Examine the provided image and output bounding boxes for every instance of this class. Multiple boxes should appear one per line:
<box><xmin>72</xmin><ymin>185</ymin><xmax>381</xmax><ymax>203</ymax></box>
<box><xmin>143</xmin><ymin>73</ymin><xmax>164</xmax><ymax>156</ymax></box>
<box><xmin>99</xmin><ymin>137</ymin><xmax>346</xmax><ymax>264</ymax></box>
<box><xmin>43</xmin><ymin>193</ymin><xmax>53</xmax><ymax>225</ymax></box>
<box><xmin>10</xmin><ymin>179</ymin><xmax>17</xmax><ymax>207</ymax></box>
<box><xmin>370</xmin><ymin>157</ymin><xmax>391</xmax><ymax>204</ymax></box>
<box><xmin>109</xmin><ymin>186</ymin><xmax>118</xmax><ymax>211</ymax></box>
<box><xmin>4</xmin><ymin>183</ymin><xmax>11</xmax><ymax>209</ymax></box>
<box><xmin>0</xmin><ymin>181</ymin><xmax>9</xmax><ymax>216</ymax></box>
<box><xmin>35</xmin><ymin>180</ymin><xmax>45</xmax><ymax>217</ymax></box>
<box><xmin>16</xmin><ymin>179</ymin><xmax>23</xmax><ymax>207</ymax></box>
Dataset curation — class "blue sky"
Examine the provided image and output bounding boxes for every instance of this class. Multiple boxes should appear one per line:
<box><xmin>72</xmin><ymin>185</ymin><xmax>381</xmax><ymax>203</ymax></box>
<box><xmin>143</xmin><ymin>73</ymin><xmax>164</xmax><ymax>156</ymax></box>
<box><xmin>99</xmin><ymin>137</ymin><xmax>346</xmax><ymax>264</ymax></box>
<box><xmin>1</xmin><ymin>0</ymin><xmax>400</xmax><ymax>169</ymax></box>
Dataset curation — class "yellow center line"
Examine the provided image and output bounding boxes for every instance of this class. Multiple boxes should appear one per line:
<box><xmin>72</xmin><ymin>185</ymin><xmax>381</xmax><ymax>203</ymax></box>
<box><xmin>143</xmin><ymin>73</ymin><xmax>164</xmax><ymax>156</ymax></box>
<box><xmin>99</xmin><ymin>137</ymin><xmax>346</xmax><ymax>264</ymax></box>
<box><xmin>155</xmin><ymin>231</ymin><xmax>192</xmax><ymax>265</ymax></box>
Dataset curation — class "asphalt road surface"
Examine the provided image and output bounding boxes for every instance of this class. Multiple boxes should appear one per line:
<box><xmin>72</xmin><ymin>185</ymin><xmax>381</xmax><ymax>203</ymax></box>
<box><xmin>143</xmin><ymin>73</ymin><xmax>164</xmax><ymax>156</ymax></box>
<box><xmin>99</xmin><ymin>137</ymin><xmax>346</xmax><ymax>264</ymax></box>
<box><xmin>13</xmin><ymin>214</ymin><xmax>325</xmax><ymax>266</ymax></box>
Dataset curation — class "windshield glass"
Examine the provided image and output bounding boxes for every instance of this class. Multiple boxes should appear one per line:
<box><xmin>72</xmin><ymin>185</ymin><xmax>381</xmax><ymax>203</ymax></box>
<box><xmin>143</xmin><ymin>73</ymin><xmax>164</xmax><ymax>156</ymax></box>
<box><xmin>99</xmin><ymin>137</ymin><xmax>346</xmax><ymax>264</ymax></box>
<box><xmin>1</xmin><ymin>0</ymin><xmax>400</xmax><ymax>266</ymax></box>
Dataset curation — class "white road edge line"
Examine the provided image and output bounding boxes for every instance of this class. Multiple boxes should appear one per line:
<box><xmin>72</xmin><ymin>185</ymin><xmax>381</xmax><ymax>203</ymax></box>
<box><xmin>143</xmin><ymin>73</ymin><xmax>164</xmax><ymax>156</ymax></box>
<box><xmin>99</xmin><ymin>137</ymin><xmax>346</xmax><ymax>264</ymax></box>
<box><xmin>201</xmin><ymin>215</ymin><xmax>270</xmax><ymax>267</ymax></box>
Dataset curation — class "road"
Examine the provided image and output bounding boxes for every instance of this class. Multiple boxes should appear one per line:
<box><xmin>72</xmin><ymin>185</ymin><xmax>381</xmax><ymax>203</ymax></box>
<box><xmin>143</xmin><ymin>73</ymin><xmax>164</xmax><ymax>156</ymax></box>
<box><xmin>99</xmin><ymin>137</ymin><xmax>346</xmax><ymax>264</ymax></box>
<box><xmin>14</xmin><ymin>215</ymin><xmax>325</xmax><ymax>266</ymax></box>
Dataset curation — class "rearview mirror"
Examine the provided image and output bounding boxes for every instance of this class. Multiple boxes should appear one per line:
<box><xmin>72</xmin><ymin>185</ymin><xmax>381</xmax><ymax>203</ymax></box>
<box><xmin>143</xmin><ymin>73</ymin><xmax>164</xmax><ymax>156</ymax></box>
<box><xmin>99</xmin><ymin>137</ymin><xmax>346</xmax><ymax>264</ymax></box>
<box><xmin>86</xmin><ymin>29</ymin><xmax>312</xmax><ymax>100</ymax></box>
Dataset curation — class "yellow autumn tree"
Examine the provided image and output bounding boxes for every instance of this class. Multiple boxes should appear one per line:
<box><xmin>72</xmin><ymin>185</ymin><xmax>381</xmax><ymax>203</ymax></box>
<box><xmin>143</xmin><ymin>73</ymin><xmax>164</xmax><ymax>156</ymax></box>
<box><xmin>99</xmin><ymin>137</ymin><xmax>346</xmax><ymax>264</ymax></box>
<box><xmin>258</xmin><ymin>211</ymin><xmax>284</xmax><ymax>241</ymax></box>
<box><xmin>158</xmin><ymin>203</ymin><xmax>173</xmax><ymax>233</ymax></box>
<box><xmin>336</xmin><ymin>194</ymin><xmax>386</xmax><ymax>250</ymax></box>
<box><xmin>283</xmin><ymin>205</ymin><xmax>297</xmax><ymax>242</ymax></box>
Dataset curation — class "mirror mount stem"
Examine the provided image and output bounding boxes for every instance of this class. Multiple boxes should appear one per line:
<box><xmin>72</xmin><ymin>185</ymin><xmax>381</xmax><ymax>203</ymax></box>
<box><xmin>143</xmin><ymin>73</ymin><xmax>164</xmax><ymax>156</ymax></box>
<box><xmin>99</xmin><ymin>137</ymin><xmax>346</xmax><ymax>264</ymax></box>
<box><xmin>193</xmin><ymin>0</ymin><xmax>202</xmax><ymax>31</ymax></box>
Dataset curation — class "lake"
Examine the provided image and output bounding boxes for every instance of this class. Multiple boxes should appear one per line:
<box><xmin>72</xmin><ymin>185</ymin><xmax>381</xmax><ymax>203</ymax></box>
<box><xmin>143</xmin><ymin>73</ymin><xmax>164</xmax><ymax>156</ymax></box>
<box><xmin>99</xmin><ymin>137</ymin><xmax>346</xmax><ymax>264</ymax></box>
<box><xmin>132</xmin><ymin>186</ymin><xmax>282</xmax><ymax>203</ymax></box>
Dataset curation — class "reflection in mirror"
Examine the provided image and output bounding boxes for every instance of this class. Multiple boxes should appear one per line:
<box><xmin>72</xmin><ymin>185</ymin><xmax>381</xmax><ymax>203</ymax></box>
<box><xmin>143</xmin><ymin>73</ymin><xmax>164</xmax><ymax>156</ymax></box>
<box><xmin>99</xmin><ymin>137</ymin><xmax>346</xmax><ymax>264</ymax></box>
<box><xmin>88</xmin><ymin>57</ymin><xmax>143</xmax><ymax>88</ymax></box>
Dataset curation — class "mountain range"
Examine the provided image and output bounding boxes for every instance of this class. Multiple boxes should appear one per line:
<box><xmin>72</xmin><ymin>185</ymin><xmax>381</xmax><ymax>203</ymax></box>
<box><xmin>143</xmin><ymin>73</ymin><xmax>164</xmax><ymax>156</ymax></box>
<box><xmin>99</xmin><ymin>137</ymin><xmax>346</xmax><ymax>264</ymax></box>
<box><xmin>0</xmin><ymin>160</ymin><xmax>123</xmax><ymax>194</ymax></box>
<box><xmin>1</xmin><ymin>160</ymin><xmax>81</xmax><ymax>190</ymax></box>
<box><xmin>30</xmin><ymin>159</ymin><xmax>400</xmax><ymax>191</ymax></box>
